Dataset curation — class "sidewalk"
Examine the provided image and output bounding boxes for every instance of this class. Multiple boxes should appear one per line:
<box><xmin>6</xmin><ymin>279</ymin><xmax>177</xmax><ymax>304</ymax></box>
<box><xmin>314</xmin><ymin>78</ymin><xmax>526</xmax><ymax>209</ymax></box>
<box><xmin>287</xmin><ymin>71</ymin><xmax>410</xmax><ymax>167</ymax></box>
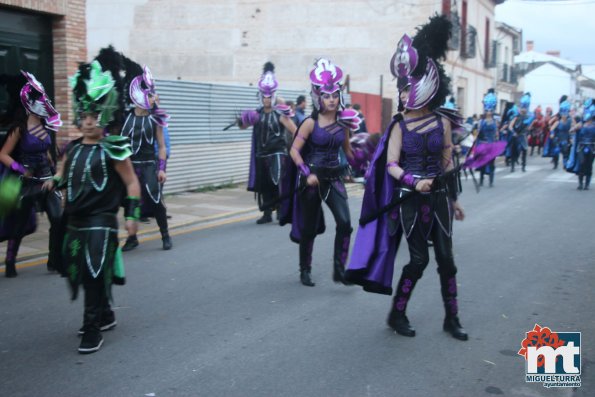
<box><xmin>1</xmin><ymin>183</ymin><xmax>364</xmax><ymax>266</ymax></box>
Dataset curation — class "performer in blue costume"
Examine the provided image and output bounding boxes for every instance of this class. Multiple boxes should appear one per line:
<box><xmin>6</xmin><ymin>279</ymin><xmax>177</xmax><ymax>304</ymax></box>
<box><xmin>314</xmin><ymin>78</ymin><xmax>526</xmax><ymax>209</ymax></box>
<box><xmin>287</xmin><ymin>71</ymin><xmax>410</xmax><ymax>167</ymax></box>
<box><xmin>241</xmin><ymin>62</ymin><xmax>297</xmax><ymax>224</ymax></box>
<box><xmin>346</xmin><ymin>15</ymin><xmax>470</xmax><ymax>341</ymax></box>
<box><xmin>548</xmin><ymin>97</ymin><xmax>573</xmax><ymax>170</ymax></box>
<box><xmin>566</xmin><ymin>100</ymin><xmax>595</xmax><ymax>190</ymax></box>
<box><xmin>477</xmin><ymin>89</ymin><xmax>499</xmax><ymax>187</ymax></box>
<box><xmin>280</xmin><ymin>58</ymin><xmax>361</xmax><ymax>287</ymax></box>
<box><xmin>508</xmin><ymin>93</ymin><xmax>533</xmax><ymax>172</ymax></box>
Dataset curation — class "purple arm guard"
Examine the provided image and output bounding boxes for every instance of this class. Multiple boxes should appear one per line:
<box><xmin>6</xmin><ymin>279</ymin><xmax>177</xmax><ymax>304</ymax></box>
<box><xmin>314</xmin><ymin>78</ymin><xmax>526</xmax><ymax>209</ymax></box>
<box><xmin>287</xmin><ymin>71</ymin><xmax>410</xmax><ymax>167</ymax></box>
<box><xmin>298</xmin><ymin>163</ymin><xmax>311</xmax><ymax>177</ymax></box>
<box><xmin>400</xmin><ymin>172</ymin><xmax>418</xmax><ymax>188</ymax></box>
<box><xmin>347</xmin><ymin>148</ymin><xmax>365</xmax><ymax>170</ymax></box>
<box><xmin>158</xmin><ymin>159</ymin><xmax>167</xmax><ymax>172</ymax></box>
<box><xmin>241</xmin><ymin>109</ymin><xmax>259</xmax><ymax>127</ymax></box>
<box><xmin>10</xmin><ymin>161</ymin><xmax>26</xmax><ymax>175</ymax></box>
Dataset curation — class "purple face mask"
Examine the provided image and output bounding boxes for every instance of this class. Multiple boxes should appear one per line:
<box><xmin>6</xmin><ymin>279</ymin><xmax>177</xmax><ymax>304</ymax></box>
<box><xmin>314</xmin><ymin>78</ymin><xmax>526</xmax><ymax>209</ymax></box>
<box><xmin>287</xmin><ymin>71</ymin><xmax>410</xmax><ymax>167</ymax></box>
<box><xmin>390</xmin><ymin>34</ymin><xmax>440</xmax><ymax>110</ymax></box>
<box><xmin>19</xmin><ymin>71</ymin><xmax>62</xmax><ymax>131</ymax></box>
<box><xmin>130</xmin><ymin>66</ymin><xmax>156</xmax><ymax>110</ymax></box>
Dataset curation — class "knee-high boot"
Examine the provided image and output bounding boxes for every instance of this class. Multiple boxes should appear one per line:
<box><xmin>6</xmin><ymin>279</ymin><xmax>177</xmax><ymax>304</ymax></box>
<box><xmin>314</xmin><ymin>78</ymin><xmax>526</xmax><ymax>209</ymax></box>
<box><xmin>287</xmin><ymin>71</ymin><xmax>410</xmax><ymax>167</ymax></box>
<box><xmin>387</xmin><ymin>274</ymin><xmax>418</xmax><ymax>336</ymax></box>
<box><xmin>439</xmin><ymin>275</ymin><xmax>468</xmax><ymax>341</ymax></box>
<box><xmin>4</xmin><ymin>238</ymin><xmax>21</xmax><ymax>278</ymax></box>
<box><xmin>299</xmin><ymin>239</ymin><xmax>315</xmax><ymax>287</ymax></box>
<box><xmin>332</xmin><ymin>230</ymin><xmax>351</xmax><ymax>285</ymax></box>
<box><xmin>155</xmin><ymin>202</ymin><xmax>172</xmax><ymax>250</ymax></box>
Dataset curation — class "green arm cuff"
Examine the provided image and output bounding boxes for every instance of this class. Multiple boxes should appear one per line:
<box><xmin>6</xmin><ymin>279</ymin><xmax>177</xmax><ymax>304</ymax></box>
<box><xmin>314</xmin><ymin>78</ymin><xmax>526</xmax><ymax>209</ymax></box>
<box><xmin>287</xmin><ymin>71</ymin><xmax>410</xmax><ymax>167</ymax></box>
<box><xmin>124</xmin><ymin>196</ymin><xmax>141</xmax><ymax>221</ymax></box>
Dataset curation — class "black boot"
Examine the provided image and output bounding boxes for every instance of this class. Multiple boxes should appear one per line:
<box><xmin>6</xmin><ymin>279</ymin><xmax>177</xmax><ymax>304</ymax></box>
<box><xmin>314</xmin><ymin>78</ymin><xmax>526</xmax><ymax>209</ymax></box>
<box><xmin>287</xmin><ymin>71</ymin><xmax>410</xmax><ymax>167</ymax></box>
<box><xmin>256</xmin><ymin>210</ymin><xmax>272</xmax><ymax>224</ymax></box>
<box><xmin>387</xmin><ymin>274</ymin><xmax>417</xmax><ymax>336</ymax></box>
<box><xmin>585</xmin><ymin>175</ymin><xmax>591</xmax><ymax>190</ymax></box>
<box><xmin>299</xmin><ymin>239</ymin><xmax>315</xmax><ymax>287</ymax></box>
<box><xmin>122</xmin><ymin>235</ymin><xmax>139</xmax><ymax>252</ymax></box>
<box><xmin>332</xmin><ymin>231</ymin><xmax>351</xmax><ymax>285</ymax></box>
<box><xmin>443</xmin><ymin>316</ymin><xmax>468</xmax><ymax>341</ymax></box>
<box><xmin>387</xmin><ymin>310</ymin><xmax>415</xmax><ymax>337</ymax></box>
<box><xmin>79</xmin><ymin>282</ymin><xmax>105</xmax><ymax>354</ymax></box>
<box><xmin>4</xmin><ymin>238</ymin><xmax>20</xmax><ymax>278</ymax></box>
<box><xmin>4</xmin><ymin>259</ymin><xmax>17</xmax><ymax>278</ymax></box>
<box><xmin>440</xmin><ymin>275</ymin><xmax>468</xmax><ymax>341</ymax></box>
<box><xmin>161</xmin><ymin>230</ymin><xmax>172</xmax><ymax>250</ymax></box>
<box><xmin>578</xmin><ymin>175</ymin><xmax>584</xmax><ymax>190</ymax></box>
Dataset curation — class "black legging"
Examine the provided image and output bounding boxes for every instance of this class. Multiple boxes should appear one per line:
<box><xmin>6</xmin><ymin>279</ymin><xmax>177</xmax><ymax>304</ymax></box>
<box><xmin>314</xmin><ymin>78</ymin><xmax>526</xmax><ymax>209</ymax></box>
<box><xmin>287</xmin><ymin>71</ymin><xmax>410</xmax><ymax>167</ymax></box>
<box><xmin>401</xmin><ymin>219</ymin><xmax>457</xmax><ymax>282</ymax></box>
<box><xmin>298</xmin><ymin>180</ymin><xmax>352</xmax><ymax>271</ymax></box>
<box><xmin>510</xmin><ymin>136</ymin><xmax>527</xmax><ymax>171</ymax></box>
<box><xmin>7</xmin><ymin>186</ymin><xmax>63</xmax><ymax>269</ymax></box>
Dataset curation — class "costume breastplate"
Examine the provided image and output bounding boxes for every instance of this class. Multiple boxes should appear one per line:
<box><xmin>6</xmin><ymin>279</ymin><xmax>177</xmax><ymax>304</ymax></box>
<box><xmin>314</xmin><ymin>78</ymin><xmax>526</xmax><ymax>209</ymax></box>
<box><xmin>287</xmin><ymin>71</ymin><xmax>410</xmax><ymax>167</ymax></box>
<box><xmin>305</xmin><ymin>121</ymin><xmax>344</xmax><ymax>168</ymax></box>
<box><xmin>400</xmin><ymin>115</ymin><xmax>444</xmax><ymax>178</ymax></box>
<box><xmin>121</xmin><ymin>113</ymin><xmax>156</xmax><ymax>161</ymax></box>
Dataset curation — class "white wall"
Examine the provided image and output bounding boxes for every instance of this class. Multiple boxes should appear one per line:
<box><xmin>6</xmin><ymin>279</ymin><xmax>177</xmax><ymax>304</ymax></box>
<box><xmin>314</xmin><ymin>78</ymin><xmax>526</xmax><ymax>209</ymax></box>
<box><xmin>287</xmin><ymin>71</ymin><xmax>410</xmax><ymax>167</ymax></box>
<box><xmin>521</xmin><ymin>63</ymin><xmax>573</xmax><ymax>111</ymax></box>
<box><xmin>446</xmin><ymin>0</ymin><xmax>498</xmax><ymax>117</ymax></box>
<box><xmin>87</xmin><ymin>0</ymin><xmax>498</xmax><ymax>117</ymax></box>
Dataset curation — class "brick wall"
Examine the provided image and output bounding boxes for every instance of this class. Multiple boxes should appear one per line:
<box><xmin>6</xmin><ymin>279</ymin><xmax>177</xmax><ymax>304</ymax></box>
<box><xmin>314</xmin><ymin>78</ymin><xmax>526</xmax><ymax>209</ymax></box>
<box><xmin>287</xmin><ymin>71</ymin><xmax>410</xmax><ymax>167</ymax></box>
<box><xmin>0</xmin><ymin>0</ymin><xmax>86</xmax><ymax>143</ymax></box>
<box><xmin>52</xmin><ymin>0</ymin><xmax>86</xmax><ymax>143</ymax></box>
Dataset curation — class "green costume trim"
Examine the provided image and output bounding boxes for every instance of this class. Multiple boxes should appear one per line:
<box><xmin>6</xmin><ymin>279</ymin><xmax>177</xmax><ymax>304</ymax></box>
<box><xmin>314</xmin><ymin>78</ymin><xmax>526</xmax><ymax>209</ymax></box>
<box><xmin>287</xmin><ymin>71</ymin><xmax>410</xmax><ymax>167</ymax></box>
<box><xmin>100</xmin><ymin>135</ymin><xmax>133</xmax><ymax>161</ymax></box>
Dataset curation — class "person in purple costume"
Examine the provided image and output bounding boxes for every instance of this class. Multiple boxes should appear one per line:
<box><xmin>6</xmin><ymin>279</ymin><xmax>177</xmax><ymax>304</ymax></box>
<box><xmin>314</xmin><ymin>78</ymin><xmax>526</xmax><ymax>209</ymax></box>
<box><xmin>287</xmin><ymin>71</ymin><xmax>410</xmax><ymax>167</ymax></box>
<box><xmin>346</xmin><ymin>15</ymin><xmax>468</xmax><ymax>341</ymax></box>
<box><xmin>283</xmin><ymin>58</ymin><xmax>361</xmax><ymax>287</ymax></box>
<box><xmin>119</xmin><ymin>58</ymin><xmax>172</xmax><ymax>251</ymax></box>
<box><xmin>241</xmin><ymin>62</ymin><xmax>297</xmax><ymax>224</ymax></box>
<box><xmin>0</xmin><ymin>71</ymin><xmax>63</xmax><ymax>278</ymax></box>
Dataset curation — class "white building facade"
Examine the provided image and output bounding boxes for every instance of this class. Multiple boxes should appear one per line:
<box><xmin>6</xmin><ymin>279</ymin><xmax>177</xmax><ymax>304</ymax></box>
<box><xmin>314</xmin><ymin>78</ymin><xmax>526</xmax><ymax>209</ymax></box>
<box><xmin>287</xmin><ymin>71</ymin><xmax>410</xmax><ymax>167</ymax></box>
<box><xmin>87</xmin><ymin>0</ymin><xmax>504</xmax><ymax>118</ymax></box>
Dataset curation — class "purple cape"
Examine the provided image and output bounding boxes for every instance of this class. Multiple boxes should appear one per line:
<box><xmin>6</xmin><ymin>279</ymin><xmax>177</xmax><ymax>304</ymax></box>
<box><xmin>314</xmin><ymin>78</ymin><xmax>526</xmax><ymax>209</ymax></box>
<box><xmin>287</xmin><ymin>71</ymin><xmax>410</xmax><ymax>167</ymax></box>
<box><xmin>278</xmin><ymin>118</ymin><xmax>326</xmax><ymax>243</ymax></box>
<box><xmin>345</xmin><ymin>116</ymin><xmax>403</xmax><ymax>295</ymax></box>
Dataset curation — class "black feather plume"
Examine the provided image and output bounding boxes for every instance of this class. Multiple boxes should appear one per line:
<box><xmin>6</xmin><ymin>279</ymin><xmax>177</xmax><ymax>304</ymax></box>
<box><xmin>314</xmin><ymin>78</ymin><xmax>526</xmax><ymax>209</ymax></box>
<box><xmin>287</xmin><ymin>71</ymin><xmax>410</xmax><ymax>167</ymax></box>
<box><xmin>559</xmin><ymin>95</ymin><xmax>568</xmax><ymax>104</ymax></box>
<box><xmin>412</xmin><ymin>14</ymin><xmax>452</xmax><ymax>64</ymax></box>
<box><xmin>121</xmin><ymin>54</ymin><xmax>143</xmax><ymax>108</ymax></box>
<box><xmin>263</xmin><ymin>62</ymin><xmax>275</xmax><ymax>73</ymax></box>
<box><xmin>0</xmin><ymin>73</ymin><xmax>28</xmax><ymax>130</ymax></box>
<box><xmin>411</xmin><ymin>14</ymin><xmax>453</xmax><ymax>111</ymax></box>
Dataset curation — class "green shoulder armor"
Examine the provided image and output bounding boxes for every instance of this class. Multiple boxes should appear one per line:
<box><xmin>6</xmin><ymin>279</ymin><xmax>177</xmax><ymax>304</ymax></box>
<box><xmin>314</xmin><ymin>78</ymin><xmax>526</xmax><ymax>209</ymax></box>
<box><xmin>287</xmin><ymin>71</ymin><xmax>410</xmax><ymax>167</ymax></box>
<box><xmin>100</xmin><ymin>135</ymin><xmax>133</xmax><ymax>161</ymax></box>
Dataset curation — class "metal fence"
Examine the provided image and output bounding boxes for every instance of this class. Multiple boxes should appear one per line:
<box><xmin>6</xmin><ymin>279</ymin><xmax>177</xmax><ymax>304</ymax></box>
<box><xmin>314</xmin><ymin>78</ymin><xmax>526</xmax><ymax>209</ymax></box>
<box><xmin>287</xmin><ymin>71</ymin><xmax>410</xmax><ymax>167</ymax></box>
<box><xmin>156</xmin><ymin>80</ymin><xmax>309</xmax><ymax>193</ymax></box>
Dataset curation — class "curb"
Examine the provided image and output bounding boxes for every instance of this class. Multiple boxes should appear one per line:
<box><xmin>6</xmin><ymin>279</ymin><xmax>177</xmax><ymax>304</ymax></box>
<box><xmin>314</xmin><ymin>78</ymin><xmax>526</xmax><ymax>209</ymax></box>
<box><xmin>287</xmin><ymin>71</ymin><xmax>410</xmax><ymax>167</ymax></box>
<box><xmin>2</xmin><ymin>183</ymin><xmax>365</xmax><ymax>268</ymax></box>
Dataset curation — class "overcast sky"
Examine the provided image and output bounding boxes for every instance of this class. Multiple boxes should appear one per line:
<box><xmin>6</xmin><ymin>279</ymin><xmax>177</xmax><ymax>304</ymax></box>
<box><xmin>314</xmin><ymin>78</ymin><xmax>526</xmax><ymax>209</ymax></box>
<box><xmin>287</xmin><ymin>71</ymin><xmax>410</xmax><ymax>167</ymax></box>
<box><xmin>495</xmin><ymin>0</ymin><xmax>595</xmax><ymax>65</ymax></box>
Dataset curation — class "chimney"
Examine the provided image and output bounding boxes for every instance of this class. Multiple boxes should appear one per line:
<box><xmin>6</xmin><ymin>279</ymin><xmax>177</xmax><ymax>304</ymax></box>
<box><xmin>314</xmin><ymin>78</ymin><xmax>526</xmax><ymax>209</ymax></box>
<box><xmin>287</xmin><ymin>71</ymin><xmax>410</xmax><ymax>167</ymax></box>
<box><xmin>546</xmin><ymin>50</ymin><xmax>561</xmax><ymax>58</ymax></box>
<box><xmin>526</xmin><ymin>40</ymin><xmax>534</xmax><ymax>52</ymax></box>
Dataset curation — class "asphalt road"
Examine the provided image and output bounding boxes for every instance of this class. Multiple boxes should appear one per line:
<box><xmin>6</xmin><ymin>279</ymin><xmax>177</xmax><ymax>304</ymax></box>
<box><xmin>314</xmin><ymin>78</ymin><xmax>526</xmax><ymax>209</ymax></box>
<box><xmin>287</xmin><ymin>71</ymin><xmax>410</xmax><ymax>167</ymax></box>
<box><xmin>1</xmin><ymin>156</ymin><xmax>593</xmax><ymax>397</ymax></box>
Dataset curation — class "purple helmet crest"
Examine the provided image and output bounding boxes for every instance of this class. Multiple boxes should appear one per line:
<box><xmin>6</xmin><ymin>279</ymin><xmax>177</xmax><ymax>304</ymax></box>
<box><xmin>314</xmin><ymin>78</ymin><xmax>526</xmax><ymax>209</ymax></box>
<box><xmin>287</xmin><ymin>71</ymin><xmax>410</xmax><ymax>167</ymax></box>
<box><xmin>310</xmin><ymin>58</ymin><xmax>343</xmax><ymax>94</ymax></box>
<box><xmin>309</xmin><ymin>58</ymin><xmax>344</xmax><ymax>111</ymax></box>
<box><xmin>390</xmin><ymin>34</ymin><xmax>440</xmax><ymax>110</ymax></box>
<box><xmin>19</xmin><ymin>71</ymin><xmax>62</xmax><ymax>131</ymax></box>
<box><xmin>258</xmin><ymin>73</ymin><xmax>278</xmax><ymax>98</ymax></box>
<box><xmin>390</xmin><ymin>34</ymin><xmax>418</xmax><ymax>81</ymax></box>
<box><xmin>257</xmin><ymin>62</ymin><xmax>279</xmax><ymax>106</ymax></box>
<box><xmin>129</xmin><ymin>66</ymin><xmax>156</xmax><ymax>110</ymax></box>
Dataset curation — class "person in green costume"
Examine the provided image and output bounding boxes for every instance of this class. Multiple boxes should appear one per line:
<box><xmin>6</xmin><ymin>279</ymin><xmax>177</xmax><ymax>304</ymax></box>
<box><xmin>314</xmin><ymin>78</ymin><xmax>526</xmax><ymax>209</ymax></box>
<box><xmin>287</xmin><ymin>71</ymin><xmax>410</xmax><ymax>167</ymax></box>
<box><xmin>47</xmin><ymin>59</ymin><xmax>140</xmax><ymax>354</ymax></box>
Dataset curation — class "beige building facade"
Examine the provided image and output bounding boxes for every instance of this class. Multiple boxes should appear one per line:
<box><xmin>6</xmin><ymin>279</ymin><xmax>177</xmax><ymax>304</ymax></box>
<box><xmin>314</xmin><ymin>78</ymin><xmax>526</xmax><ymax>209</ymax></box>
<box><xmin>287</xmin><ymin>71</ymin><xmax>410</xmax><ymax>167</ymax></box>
<box><xmin>88</xmin><ymin>0</ymin><xmax>507</xmax><ymax>118</ymax></box>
